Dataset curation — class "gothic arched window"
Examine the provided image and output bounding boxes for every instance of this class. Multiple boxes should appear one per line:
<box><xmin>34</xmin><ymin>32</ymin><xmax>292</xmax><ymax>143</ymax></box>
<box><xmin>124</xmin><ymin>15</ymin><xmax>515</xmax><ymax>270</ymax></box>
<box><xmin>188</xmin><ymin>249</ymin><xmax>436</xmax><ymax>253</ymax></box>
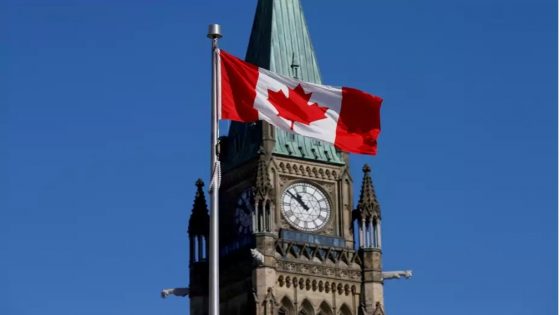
<box><xmin>318</xmin><ymin>301</ymin><xmax>333</xmax><ymax>315</ymax></box>
<box><xmin>339</xmin><ymin>304</ymin><xmax>352</xmax><ymax>315</ymax></box>
<box><xmin>299</xmin><ymin>299</ymin><xmax>314</xmax><ymax>315</ymax></box>
<box><xmin>279</xmin><ymin>296</ymin><xmax>295</xmax><ymax>315</ymax></box>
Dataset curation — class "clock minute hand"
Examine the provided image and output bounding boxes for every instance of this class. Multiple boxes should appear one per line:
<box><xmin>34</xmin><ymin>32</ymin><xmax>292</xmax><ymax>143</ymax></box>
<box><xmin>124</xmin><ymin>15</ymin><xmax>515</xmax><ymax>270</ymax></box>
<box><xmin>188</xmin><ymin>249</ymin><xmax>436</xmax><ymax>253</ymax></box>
<box><xmin>288</xmin><ymin>191</ymin><xmax>309</xmax><ymax>211</ymax></box>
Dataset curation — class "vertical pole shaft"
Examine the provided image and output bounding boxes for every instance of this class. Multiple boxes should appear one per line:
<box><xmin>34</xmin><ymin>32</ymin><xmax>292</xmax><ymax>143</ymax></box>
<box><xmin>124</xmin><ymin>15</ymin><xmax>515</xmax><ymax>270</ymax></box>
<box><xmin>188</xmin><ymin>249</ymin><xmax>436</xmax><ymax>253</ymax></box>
<box><xmin>207</xmin><ymin>23</ymin><xmax>222</xmax><ymax>315</ymax></box>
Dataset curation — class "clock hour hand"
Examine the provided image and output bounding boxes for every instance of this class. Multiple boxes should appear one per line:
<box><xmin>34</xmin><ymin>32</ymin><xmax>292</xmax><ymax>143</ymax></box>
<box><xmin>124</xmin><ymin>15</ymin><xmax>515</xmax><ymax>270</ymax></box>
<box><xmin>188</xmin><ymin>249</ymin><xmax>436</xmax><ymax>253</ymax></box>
<box><xmin>288</xmin><ymin>191</ymin><xmax>309</xmax><ymax>211</ymax></box>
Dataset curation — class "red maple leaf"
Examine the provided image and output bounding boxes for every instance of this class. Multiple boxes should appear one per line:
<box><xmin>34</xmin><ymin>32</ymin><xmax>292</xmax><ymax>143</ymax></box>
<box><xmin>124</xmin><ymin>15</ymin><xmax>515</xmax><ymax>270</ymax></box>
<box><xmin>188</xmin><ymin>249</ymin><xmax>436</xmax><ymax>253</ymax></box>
<box><xmin>267</xmin><ymin>84</ymin><xmax>328</xmax><ymax>130</ymax></box>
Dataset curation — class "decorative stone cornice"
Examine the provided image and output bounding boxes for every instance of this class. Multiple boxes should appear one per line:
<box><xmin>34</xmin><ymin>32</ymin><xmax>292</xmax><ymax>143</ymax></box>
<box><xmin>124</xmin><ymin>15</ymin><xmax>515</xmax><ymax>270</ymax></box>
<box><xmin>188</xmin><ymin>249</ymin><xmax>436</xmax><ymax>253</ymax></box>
<box><xmin>277</xmin><ymin>274</ymin><xmax>358</xmax><ymax>296</ymax></box>
<box><xmin>274</xmin><ymin>239</ymin><xmax>362</xmax><ymax>271</ymax></box>
<box><xmin>276</xmin><ymin>260</ymin><xmax>362</xmax><ymax>282</ymax></box>
<box><xmin>277</xmin><ymin>160</ymin><xmax>339</xmax><ymax>181</ymax></box>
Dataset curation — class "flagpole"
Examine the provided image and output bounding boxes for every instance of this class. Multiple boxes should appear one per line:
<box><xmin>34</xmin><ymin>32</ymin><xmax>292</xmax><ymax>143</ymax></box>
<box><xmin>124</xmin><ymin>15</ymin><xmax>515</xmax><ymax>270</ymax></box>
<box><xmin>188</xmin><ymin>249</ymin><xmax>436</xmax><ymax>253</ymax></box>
<box><xmin>207</xmin><ymin>23</ymin><xmax>222</xmax><ymax>315</ymax></box>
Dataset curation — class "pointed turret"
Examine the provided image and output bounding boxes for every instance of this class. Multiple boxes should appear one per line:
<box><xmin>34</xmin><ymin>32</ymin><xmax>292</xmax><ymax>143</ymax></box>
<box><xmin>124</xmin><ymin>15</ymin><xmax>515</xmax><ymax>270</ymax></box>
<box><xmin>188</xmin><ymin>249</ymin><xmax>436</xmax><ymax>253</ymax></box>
<box><xmin>187</xmin><ymin>179</ymin><xmax>209</xmax><ymax>310</ymax></box>
<box><xmin>356</xmin><ymin>164</ymin><xmax>381</xmax><ymax>221</ymax></box>
<box><xmin>188</xmin><ymin>179</ymin><xmax>209</xmax><ymax>263</ymax></box>
<box><xmin>353</xmin><ymin>164</ymin><xmax>382</xmax><ymax>249</ymax></box>
<box><xmin>252</xmin><ymin>147</ymin><xmax>274</xmax><ymax>233</ymax></box>
<box><xmin>223</xmin><ymin>0</ymin><xmax>345</xmax><ymax>169</ymax></box>
<box><xmin>253</xmin><ymin>147</ymin><xmax>273</xmax><ymax>201</ymax></box>
<box><xmin>355</xmin><ymin>165</ymin><xmax>385</xmax><ymax>313</ymax></box>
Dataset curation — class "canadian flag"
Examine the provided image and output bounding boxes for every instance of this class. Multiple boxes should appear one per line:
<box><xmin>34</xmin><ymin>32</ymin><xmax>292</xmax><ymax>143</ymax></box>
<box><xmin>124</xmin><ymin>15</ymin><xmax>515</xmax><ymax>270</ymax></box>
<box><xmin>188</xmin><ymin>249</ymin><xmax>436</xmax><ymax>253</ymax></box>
<box><xmin>219</xmin><ymin>50</ymin><xmax>382</xmax><ymax>155</ymax></box>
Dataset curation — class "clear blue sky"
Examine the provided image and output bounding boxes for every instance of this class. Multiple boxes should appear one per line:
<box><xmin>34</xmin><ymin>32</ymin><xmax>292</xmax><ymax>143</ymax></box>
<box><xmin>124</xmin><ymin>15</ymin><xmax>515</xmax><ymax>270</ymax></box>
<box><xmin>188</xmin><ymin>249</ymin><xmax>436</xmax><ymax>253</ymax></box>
<box><xmin>1</xmin><ymin>0</ymin><xmax>556</xmax><ymax>314</ymax></box>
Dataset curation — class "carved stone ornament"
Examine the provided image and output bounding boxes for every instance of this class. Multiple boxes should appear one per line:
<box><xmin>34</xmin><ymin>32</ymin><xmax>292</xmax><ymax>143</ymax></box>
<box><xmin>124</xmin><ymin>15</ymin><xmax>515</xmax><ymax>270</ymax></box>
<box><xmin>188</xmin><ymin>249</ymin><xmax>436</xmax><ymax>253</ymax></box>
<box><xmin>275</xmin><ymin>260</ymin><xmax>361</xmax><ymax>281</ymax></box>
<box><xmin>276</xmin><ymin>160</ymin><xmax>340</xmax><ymax>181</ymax></box>
<box><xmin>276</xmin><ymin>275</ymin><xmax>358</xmax><ymax>296</ymax></box>
<box><xmin>253</xmin><ymin>147</ymin><xmax>273</xmax><ymax>201</ymax></box>
<box><xmin>373</xmin><ymin>302</ymin><xmax>385</xmax><ymax>315</ymax></box>
<box><xmin>263</xmin><ymin>287</ymin><xmax>278</xmax><ymax>306</ymax></box>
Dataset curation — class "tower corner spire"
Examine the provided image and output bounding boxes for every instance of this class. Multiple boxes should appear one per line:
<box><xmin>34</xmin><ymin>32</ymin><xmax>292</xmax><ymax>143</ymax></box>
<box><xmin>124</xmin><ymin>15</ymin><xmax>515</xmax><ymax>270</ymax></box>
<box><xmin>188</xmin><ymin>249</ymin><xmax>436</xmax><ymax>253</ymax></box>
<box><xmin>356</xmin><ymin>164</ymin><xmax>381</xmax><ymax>220</ymax></box>
<box><xmin>188</xmin><ymin>178</ymin><xmax>209</xmax><ymax>237</ymax></box>
<box><xmin>254</xmin><ymin>147</ymin><xmax>273</xmax><ymax>202</ymax></box>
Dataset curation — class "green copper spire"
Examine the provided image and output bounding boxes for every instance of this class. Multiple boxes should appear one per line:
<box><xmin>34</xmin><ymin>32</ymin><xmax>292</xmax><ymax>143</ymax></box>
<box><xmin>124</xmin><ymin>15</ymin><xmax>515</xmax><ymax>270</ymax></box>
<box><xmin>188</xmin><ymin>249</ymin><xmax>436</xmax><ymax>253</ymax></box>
<box><xmin>224</xmin><ymin>0</ymin><xmax>345</xmax><ymax>169</ymax></box>
<box><xmin>246</xmin><ymin>0</ymin><xmax>321</xmax><ymax>83</ymax></box>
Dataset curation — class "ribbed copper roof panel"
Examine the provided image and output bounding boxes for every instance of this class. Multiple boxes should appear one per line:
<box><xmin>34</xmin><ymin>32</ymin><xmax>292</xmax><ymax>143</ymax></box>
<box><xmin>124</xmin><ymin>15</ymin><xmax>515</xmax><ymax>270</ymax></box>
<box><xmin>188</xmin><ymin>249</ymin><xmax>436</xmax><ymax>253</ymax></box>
<box><xmin>225</xmin><ymin>0</ymin><xmax>344</xmax><ymax>168</ymax></box>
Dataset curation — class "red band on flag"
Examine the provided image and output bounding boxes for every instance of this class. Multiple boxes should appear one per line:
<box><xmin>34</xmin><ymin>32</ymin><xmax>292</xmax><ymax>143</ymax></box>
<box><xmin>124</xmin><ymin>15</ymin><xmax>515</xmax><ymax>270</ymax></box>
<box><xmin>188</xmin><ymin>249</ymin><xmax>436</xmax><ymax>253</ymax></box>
<box><xmin>335</xmin><ymin>88</ymin><xmax>382</xmax><ymax>155</ymax></box>
<box><xmin>220</xmin><ymin>50</ymin><xmax>260</xmax><ymax>122</ymax></box>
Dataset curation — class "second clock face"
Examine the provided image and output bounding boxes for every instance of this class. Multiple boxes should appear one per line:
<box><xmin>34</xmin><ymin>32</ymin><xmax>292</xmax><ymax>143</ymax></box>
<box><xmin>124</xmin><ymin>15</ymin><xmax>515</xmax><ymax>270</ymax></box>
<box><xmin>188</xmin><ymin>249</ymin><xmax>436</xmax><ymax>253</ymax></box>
<box><xmin>281</xmin><ymin>183</ymin><xmax>331</xmax><ymax>231</ymax></box>
<box><xmin>235</xmin><ymin>189</ymin><xmax>254</xmax><ymax>235</ymax></box>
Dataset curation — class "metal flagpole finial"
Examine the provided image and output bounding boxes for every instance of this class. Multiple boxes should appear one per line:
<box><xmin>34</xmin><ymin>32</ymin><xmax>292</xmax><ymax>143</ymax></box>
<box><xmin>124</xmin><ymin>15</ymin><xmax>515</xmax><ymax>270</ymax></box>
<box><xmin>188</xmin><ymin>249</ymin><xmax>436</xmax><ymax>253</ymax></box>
<box><xmin>207</xmin><ymin>24</ymin><xmax>222</xmax><ymax>39</ymax></box>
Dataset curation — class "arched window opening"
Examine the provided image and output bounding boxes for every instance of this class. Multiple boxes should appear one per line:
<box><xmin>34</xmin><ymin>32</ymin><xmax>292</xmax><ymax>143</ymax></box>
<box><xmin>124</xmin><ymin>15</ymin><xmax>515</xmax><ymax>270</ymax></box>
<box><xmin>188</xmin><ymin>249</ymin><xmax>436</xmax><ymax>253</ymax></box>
<box><xmin>198</xmin><ymin>235</ymin><xmax>204</xmax><ymax>260</ymax></box>
<box><xmin>257</xmin><ymin>203</ymin><xmax>264</xmax><ymax>232</ymax></box>
<box><xmin>194</xmin><ymin>236</ymin><xmax>199</xmax><ymax>261</ymax></box>
<box><xmin>339</xmin><ymin>304</ymin><xmax>352</xmax><ymax>315</ymax></box>
<box><xmin>372</xmin><ymin>219</ymin><xmax>378</xmax><ymax>248</ymax></box>
<box><xmin>299</xmin><ymin>299</ymin><xmax>314</xmax><ymax>315</ymax></box>
<box><xmin>189</xmin><ymin>236</ymin><xmax>195</xmax><ymax>263</ymax></box>
<box><xmin>265</xmin><ymin>201</ymin><xmax>271</xmax><ymax>232</ymax></box>
<box><xmin>352</xmin><ymin>219</ymin><xmax>360</xmax><ymax>249</ymax></box>
<box><xmin>201</xmin><ymin>236</ymin><xmax>207</xmax><ymax>260</ymax></box>
<box><xmin>318</xmin><ymin>301</ymin><xmax>333</xmax><ymax>315</ymax></box>
<box><xmin>279</xmin><ymin>296</ymin><xmax>295</xmax><ymax>315</ymax></box>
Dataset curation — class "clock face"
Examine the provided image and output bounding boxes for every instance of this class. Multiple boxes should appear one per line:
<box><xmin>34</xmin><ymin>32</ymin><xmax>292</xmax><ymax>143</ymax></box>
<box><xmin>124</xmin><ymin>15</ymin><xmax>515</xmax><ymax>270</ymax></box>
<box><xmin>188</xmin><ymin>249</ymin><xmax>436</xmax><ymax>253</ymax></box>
<box><xmin>281</xmin><ymin>183</ymin><xmax>331</xmax><ymax>231</ymax></box>
<box><xmin>235</xmin><ymin>189</ymin><xmax>254</xmax><ymax>235</ymax></box>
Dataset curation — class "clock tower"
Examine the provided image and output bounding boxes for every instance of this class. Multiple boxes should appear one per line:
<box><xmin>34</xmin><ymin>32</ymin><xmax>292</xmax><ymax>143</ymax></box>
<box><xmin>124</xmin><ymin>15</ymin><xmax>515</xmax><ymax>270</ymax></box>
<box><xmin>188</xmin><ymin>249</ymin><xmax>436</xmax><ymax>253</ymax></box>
<box><xmin>187</xmin><ymin>0</ymin><xmax>388</xmax><ymax>314</ymax></box>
